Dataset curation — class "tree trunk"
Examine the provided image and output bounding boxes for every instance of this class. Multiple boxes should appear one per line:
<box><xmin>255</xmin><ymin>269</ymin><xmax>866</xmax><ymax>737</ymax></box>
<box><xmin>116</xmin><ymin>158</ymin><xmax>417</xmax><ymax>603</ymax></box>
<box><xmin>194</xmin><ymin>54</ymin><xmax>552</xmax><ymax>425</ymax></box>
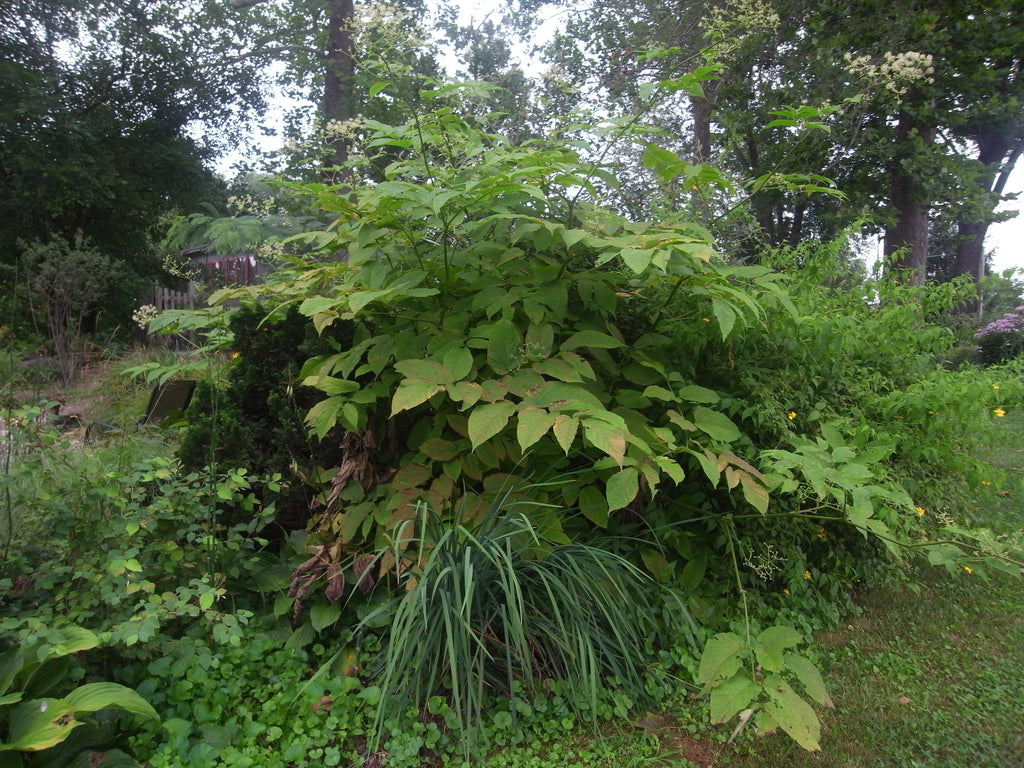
<box><xmin>884</xmin><ymin>116</ymin><xmax>935</xmax><ymax>286</ymax></box>
<box><xmin>323</xmin><ymin>0</ymin><xmax>355</xmax><ymax>181</ymax></box>
<box><xmin>949</xmin><ymin>130</ymin><xmax>1023</xmax><ymax>282</ymax></box>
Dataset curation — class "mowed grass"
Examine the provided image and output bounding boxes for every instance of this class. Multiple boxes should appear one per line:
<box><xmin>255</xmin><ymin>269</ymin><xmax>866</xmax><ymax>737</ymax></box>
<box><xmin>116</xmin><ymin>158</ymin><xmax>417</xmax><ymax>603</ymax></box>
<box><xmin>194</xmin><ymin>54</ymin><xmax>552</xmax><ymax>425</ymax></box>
<box><xmin>651</xmin><ymin>413</ymin><xmax>1024</xmax><ymax>768</ymax></box>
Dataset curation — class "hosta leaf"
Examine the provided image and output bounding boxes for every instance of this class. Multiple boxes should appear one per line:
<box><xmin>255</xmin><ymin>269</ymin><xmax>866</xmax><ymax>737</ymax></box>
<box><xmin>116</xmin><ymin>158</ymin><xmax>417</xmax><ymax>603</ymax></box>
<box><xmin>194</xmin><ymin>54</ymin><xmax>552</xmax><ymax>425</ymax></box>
<box><xmin>2</xmin><ymin>698</ymin><xmax>79</xmax><ymax>751</ymax></box>
<box><xmin>64</xmin><ymin>683</ymin><xmax>159</xmax><ymax>720</ymax></box>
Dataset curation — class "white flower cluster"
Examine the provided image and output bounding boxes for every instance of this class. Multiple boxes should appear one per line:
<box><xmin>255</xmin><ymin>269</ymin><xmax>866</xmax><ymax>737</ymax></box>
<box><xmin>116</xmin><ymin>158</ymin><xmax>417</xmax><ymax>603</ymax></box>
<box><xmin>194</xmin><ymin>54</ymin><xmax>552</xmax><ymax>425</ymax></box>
<box><xmin>322</xmin><ymin>117</ymin><xmax>364</xmax><ymax>144</ymax></box>
<box><xmin>742</xmin><ymin>542</ymin><xmax>783</xmax><ymax>581</ymax></box>
<box><xmin>132</xmin><ymin>304</ymin><xmax>159</xmax><ymax>330</ymax></box>
<box><xmin>702</xmin><ymin>0</ymin><xmax>780</xmax><ymax>52</ymax></box>
<box><xmin>162</xmin><ymin>253</ymin><xmax>201</xmax><ymax>281</ymax></box>
<box><xmin>355</xmin><ymin>2</ymin><xmax>423</xmax><ymax>50</ymax></box>
<box><xmin>227</xmin><ymin>193</ymin><xmax>278</xmax><ymax>217</ymax></box>
<box><xmin>844</xmin><ymin>50</ymin><xmax>936</xmax><ymax>97</ymax></box>
<box><xmin>255</xmin><ymin>240</ymin><xmax>286</xmax><ymax>262</ymax></box>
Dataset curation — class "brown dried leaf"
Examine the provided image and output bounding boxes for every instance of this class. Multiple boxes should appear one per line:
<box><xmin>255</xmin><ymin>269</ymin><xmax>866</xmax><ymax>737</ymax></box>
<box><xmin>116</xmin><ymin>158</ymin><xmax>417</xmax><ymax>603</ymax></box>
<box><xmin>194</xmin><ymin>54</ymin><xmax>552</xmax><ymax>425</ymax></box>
<box><xmin>325</xmin><ymin>563</ymin><xmax>346</xmax><ymax>603</ymax></box>
<box><xmin>352</xmin><ymin>553</ymin><xmax>377</xmax><ymax>595</ymax></box>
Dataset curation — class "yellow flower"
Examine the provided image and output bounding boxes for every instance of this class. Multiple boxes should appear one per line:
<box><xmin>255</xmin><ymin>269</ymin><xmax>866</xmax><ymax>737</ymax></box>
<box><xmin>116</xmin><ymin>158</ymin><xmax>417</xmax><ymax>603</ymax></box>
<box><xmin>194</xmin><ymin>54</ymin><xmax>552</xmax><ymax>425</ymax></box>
<box><xmin>783</xmin><ymin>588</ymin><xmax>790</xmax><ymax>595</ymax></box>
<box><xmin>994</xmin><ymin>408</ymin><xmax>1006</xmax><ymax>417</ymax></box>
<box><xmin>993</xmin><ymin>384</ymin><xmax>1000</xmax><ymax>389</ymax></box>
<box><xmin>916</xmin><ymin>507</ymin><xmax>926</xmax><ymax>516</ymax></box>
<box><xmin>231</xmin><ymin>352</ymin><xmax>240</xmax><ymax>360</ymax></box>
<box><xmin>702</xmin><ymin>318</ymin><xmax>710</xmax><ymax>322</ymax></box>
<box><xmin>803</xmin><ymin>570</ymin><xmax>811</xmax><ymax>580</ymax></box>
<box><xmin>982</xmin><ymin>480</ymin><xmax>992</xmax><ymax>486</ymax></box>
<box><xmin>964</xmin><ymin>566</ymin><xmax>973</xmax><ymax>574</ymax></box>
<box><xmin>787</xmin><ymin>411</ymin><xmax>797</xmax><ymax>420</ymax></box>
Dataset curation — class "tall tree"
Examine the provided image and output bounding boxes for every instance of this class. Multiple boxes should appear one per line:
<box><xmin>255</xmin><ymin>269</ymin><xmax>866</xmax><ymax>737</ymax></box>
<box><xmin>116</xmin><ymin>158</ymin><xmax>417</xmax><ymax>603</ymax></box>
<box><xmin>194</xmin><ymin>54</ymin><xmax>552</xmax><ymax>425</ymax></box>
<box><xmin>0</xmin><ymin>0</ymin><xmax>270</xmax><ymax>323</ymax></box>
<box><xmin>537</xmin><ymin>0</ymin><xmax>1024</xmax><ymax>286</ymax></box>
<box><xmin>222</xmin><ymin>0</ymin><xmax>439</xmax><ymax>181</ymax></box>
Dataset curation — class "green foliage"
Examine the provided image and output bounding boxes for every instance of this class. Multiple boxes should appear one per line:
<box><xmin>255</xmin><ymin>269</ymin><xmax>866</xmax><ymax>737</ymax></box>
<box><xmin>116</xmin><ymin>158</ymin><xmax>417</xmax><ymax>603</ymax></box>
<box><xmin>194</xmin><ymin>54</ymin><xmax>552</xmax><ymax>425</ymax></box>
<box><xmin>697</xmin><ymin>625</ymin><xmax>832</xmax><ymax>751</ymax></box>
<box><xmin>0</xmin><ymin>414</ymin><xmax>280</xmax><ymax>646</ymax></box>
<box><xmin>125</xmin><ymin>627</ymin><xmax>372</xmax><ymax>768</ymax></box>
<box><xmin>175</xmin><ymin>304</ymin><xmax>354</xmax><ymax>528</ymax></box>
<box><xmin>202</xmin><ymin>100</ymin><xmax>782</xmax><ymax>589</ymax></box>
<box><xmin>361</xmin><ymin>495</ymin><xmax>667</xmax><ymax>756</ymax></box>
<box><xmin>18</xmin><ymin>234</ymin><xmax>126</xmax><ymax>386</ymax></box>
<box><xmin>0</xmin><ymin>623</ymin><xmax>157</xmax><ymax>767</ymax></box>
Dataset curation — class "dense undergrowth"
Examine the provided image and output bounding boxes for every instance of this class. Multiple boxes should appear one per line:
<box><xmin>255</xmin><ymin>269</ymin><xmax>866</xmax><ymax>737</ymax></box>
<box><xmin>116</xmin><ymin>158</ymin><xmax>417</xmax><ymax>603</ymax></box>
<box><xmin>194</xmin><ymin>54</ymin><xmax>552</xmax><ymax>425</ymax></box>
<box><xmin>3</xmin><ymin>100</ymin><xmax>1024</xmax><ymax>767</ymax></box>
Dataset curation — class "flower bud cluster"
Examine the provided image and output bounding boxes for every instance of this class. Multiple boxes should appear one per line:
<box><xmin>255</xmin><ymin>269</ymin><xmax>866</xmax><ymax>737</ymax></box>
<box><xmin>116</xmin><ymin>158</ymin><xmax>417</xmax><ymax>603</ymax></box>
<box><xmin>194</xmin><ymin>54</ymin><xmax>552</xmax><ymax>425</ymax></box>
<box><xmin>844</xmin><ymin>50</ymin><xmax>935</xmax><ymax>97</ymax></box>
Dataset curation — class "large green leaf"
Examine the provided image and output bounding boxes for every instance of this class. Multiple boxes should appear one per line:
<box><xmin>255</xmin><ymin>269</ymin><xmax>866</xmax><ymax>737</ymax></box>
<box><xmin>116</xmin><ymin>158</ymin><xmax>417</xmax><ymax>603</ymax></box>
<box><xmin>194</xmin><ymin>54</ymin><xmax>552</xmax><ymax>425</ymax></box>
<box><xmin>697</xmin><ymin>633</ymin><xmax>746</xmax><ymax>687</ymax></box>
<box><xmin>561</xmin><ymin>330</ymin><xmax>624</xmax><ymax>351</ymax></box>
<box><xmin>785</xmin><ymin>653</ymin><xmax>834</xmax><ymax>708</ymax></box>
<box><xmin>709</xmin><ymin>674</ymin><xmax>760</xmax><ymax>725</ymax></box>
<box><xmin>755</xmin><ymin>626</ymin><xmax>802</xmax><ymax>673</ymax></box>
<box><xmin>761</xmin><ymin>676</ymin><xmax>822</xmax><ymax>751</ymax></box>
<box><xmin>0</xmin><ymin>649</ymin><xmax>23</xmax><ymax>698</ymax></box>
<box><xmin>487</xmin><ymin>319</ymin><xmax>523</xmax><ymax>375</ymax></box>
<box><xmin>391</xmin><ymin>379</ymin><xmax>445</xmax><ymax>416</ymax></box>
<box><xmin>551</xmin><ymin>414</ymin><xmax>579</xmax><ymax>454</ymax></box>
<box><xmin>578</xmin><ymin>485</ymin><xmax>609</xmax><ymax>527</ymax></box>
<box><xmin>605</xmin><ymin>468</ymin><xmax>639</xmax><ymax>512</ymax></box>
<box><xmin>711</xmin><ymin>298</ymin><xmax>737</xmax><ymax>339</ymax></box>
<box><xmin>1</xmin><ymin>699</ymin><xmax>79</xmax><ymax>752</ymax></box>
<box><xmin>393</xmin><ymin>359</ymin><xmax>451</xmax><ymax>385</ymax></box>
<box><xmin>441</xmin><ymin>348</ymin><xmax>474</xmax><ymax>382</ymax></box>
<box><xmin>310</xmin><ymin>602</ymin><xmax>341</xmax><ymax>633</ymax></box>
<box><xmin>64</xmin><ymin>683</ymin><xmax>158</xmax><ymax>720</ymax></box>
<box><xmin>516</xmin><ymin>407</ymin><xmax>556</xmax><ymax>451</ymax></box>
<box><xmin>583</xmin><ymin>419</ymin><xmax>627</xmax><ymax>466</ymax></box>
<box><xmin>467</xmin><ymin>402</ymin><xmax>517</xmax><ymax>449</ymax></box>
<box><xmin>693</xmin><ymin>407</ymin><xmax>741</xmax><ymax>443</ymax></box>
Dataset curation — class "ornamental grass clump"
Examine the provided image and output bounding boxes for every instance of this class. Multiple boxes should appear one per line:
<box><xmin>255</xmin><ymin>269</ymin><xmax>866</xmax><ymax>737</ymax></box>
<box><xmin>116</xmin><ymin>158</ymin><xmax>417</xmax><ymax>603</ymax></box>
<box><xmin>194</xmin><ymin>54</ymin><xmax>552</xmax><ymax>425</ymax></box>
<box><xmin>363</xmin><ymin>495</ymin><xmax>662</xmax><ymax>755</ymax></box>
<box><xmin>975</xmin><ymin>306</ymin><xmax>1024</xmax><ymax>365</ymax></box>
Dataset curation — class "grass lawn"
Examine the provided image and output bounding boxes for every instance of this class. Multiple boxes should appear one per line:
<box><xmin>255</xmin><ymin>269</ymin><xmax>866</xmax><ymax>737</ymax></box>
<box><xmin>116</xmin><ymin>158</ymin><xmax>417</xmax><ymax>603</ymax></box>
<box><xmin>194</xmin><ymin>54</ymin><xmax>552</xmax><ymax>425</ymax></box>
<box><xmin>642</xmin><ymin>415</ymin><xmax>1024</xmax><ymax>768</ymax></box>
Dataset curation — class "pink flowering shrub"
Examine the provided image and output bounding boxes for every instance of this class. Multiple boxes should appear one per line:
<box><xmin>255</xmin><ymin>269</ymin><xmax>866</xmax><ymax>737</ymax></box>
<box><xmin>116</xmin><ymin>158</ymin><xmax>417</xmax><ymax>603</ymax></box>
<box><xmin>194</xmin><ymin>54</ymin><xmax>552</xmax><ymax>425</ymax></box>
<box><xmin>975</xmin><ymin>306</ymin><xmax>1024</xmax><ymax>365</ymax></box>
